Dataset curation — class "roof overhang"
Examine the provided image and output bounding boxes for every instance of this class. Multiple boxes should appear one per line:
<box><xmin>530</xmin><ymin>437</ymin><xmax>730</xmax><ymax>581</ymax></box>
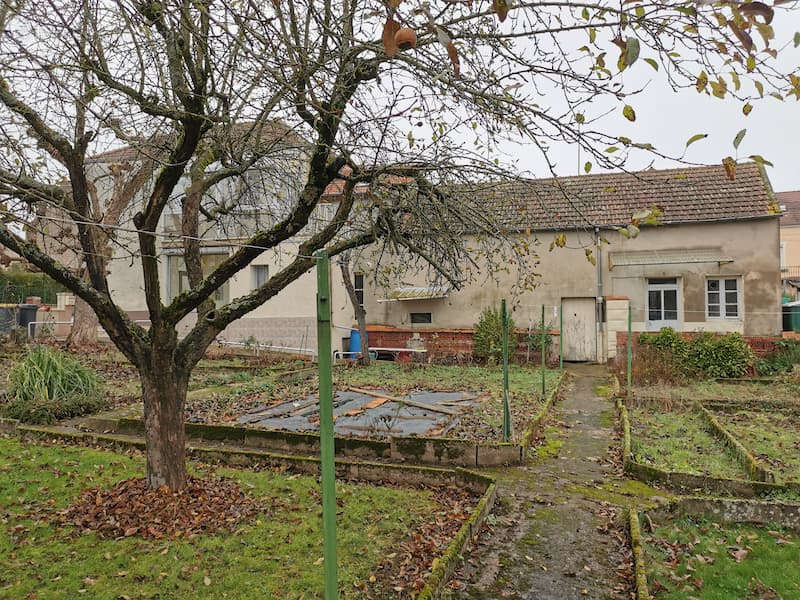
<box><xmin>609</xmin><ymin>248</ymin><xmax>734</xmax><ymax>270</ymax></box>
<box><xmin>378</xmin><ymin>286</ymin><xmax>450</xmax><ymax>302</ymax></box>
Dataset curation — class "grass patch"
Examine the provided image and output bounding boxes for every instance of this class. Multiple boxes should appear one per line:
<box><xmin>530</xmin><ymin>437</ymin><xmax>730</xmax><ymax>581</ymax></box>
<box><xmin>644</xmin><ymin>516</ymin><xmax>800</xmax><ymax>599</ymax></box>
<box><xmin>0</xmin><ymin>438</ymin><xmax>436</xmax><ymax>599</ymax></box>
<box><xmin>713</xmin><ymin>410</ymin><xmax>800</xmax><ymax>483</ymax></box>
<box><xmin>629</xmin><ymin>406</ymin><xmax>746</xmax><ymax>479</ymax></box>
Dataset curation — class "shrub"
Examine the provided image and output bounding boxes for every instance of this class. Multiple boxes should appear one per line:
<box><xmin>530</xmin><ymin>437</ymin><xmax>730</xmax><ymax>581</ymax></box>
<box><xmin>2</xmin><ymin>345</ymin><xmax>105</xmax><ymax>423</ymax></box>
<box><xmin>634</xmin><ymin>328</ymin><xmax>755</xmax><ymax>381</ymax></box>
<box><xmin>473</xmin><ymin>306</ymin><xmax>516</xmax><ymax>364</ymax></box>
<box><xmin>756</xmin><ymin>340</ymin><xmax>800</xmax><ymax>376</ymax></box>
<box><xmin>684</xmin><ymin>332</ymin><xmax>754</xmax><ymax>378</ymax></box>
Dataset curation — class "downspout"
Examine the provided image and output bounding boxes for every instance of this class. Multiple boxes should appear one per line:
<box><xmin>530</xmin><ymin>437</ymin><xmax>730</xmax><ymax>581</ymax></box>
<box><xmin>595</xmin><ymin>227</ymin><xmax>603</xmax><ymax>363</ymax></box>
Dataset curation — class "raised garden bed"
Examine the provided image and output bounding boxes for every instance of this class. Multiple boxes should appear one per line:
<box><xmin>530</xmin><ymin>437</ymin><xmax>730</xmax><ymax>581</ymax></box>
<box><xmin>0</xmin><ymin>434</ymin><xmax>496</xmax><ymax>599</ymax></box>
<box><xmin>712</xmin><ymin>409</ymin><xmax>800</xmax><ymax>484</ymax></box>
<box><xmin>635</xmin><ymin>500</ymin><xmax>800</xmax><ymax>599</ymax></box>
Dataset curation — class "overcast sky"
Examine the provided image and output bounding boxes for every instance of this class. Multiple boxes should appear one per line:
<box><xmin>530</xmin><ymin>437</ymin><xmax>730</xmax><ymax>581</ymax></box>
<box><xmin>507</xmin><ymin>12</ymin><xmax>800</xmax><ymax>193</ymax></box>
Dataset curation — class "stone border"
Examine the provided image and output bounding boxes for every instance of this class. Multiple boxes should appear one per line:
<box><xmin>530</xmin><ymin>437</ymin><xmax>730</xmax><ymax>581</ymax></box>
<box><xmin>694</xmin><ymin>402</ymin><xmax>774</xmax><ymax>483</ymax></box>
<box><xmin>633</xmin><ymin>496</ymin><xmax>800</xmax><ymax>597</ymax></box>
<box><xmin>520</xmin><ymin>370</ymin><xmax>568</xmax><ymax>451</ymax></box>
<box><xmin>416</xmin><ymin>482</ymin><xmax>498</xmax><ymax>599</ymax></box>
<box><xmin>82</xmin><ymin>414</ymin><xmax>523</xmax><ymax>468</ymax></box>
<box><xmin>628</xmin><ymin>509</ymin><xmax>651</xmax><ymax>600</ymax></box>
<box><xmin>12</xmin><ymin>422</ymin><xmax>497</xmax><ymax>599</ymax></box>
<box><xmin>0</xmin><ymin>417</ymin><xmax>19</xmax><ymax>435</ymax></box>
<box><xmin>616</xmin><ymin>398</ymin><xmax>789</xmax><ymax>498</ymax></box>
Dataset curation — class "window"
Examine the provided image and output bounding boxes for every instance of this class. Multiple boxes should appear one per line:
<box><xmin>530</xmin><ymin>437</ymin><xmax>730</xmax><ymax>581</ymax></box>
<box><xmin>647</xmin><ymin>277</ymin><xmax>679</xmax><ymax>329</ymax></box>
<box><xmin>353</xmin><ymin>273</ymin><xmax>364</xmax><ymax>308</ymax></box>
<box><xmin>410</xmin><ymin>312</ymin><xmax>432</xmax><ymax>324</ymax></box>
<box><xmin>252</xmin><ymin>265</ymin><xmax>269</xmax><ymax>289</ymax></box>
<box><xmin>707</xmin><ymin>278</ymin><xmax>739</xmax><ymax>318</ymax></box>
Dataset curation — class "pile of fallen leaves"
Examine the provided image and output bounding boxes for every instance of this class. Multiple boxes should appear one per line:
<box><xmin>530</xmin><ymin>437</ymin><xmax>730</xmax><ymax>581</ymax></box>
<box><xmin>366</xmin><ymin>484</ymin><xmax>478</xmax><ymax>597</ymax></box>
<box><xmin>53</xmin><ymin>476</ymin><xmax>262</xmax><ymax>539</ymax></box>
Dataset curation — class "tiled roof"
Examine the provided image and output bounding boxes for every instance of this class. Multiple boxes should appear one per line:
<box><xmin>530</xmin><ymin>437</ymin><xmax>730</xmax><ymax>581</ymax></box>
<box><xmin>778</xmin><ymin>190</ymin><xmax>800</xmax><ymax>227</ymax></box>
<box><xmin>462</xmin><ymin>162</ymin><xmax>776</xmax><ymax>231</ymax></box>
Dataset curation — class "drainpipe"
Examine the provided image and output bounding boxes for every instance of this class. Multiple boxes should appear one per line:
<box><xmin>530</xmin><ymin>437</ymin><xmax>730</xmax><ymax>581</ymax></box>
<box><xmin>595</xmin><ymin>227</ymin><xmax>604</xmax><ymax>363</ymax></box>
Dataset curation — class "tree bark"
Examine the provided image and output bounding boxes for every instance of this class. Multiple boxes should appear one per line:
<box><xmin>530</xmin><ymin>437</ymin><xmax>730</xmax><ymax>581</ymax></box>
<box><xmin>66</xmin><ymin>295</ymin><xmax>99</xmax><ymax>347</ymax></box>
<box><xmin>140</xmin><ymin>341</ymin><xmax>189</xmax><ymax>490</ymax></box>
<box><xmin>339</xmin><ymin>257</ymin><xmax>369</xmax><ymax>366</ymax></box>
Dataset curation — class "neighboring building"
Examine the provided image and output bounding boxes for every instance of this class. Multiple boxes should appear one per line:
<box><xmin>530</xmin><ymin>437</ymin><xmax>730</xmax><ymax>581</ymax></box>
<box><xmin>778</xmin><ymin>190</ymin><xmax>800</xmax><ymax>299</ymax></box>
<box><xmin>361</xmin><ymin>163</ymin><xmax>783</xmax><ymax>362</ymax></box>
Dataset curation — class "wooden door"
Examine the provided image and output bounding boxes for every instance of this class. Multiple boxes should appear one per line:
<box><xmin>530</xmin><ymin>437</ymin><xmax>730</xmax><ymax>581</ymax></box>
<box><xmin>562</xmin><ymin>298</ymin><xmax>597</xmax><ymax>362</ymax></box>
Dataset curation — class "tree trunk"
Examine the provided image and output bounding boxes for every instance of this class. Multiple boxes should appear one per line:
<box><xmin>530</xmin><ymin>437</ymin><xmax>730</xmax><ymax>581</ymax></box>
<box><xmin>339</xmin><ymin>257</ymin><xmax>369</xmax><ymax>365</ymax></box>
<box><xmin>140</xmin><ymin>349</ymin><xmax>189</xmax><ymax>490</ymax></box>
<box><xmin>66</xmin><ymin>295</ymin><xmax>99</xmax><ymax>347</ymax></box>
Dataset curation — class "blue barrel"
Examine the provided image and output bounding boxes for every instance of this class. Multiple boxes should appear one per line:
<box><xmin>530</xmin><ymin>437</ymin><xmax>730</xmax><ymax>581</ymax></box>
<box><xmin>348</xmin><ymin>329</ymin><xmax>368</xmax><ymax>355</ymax></box>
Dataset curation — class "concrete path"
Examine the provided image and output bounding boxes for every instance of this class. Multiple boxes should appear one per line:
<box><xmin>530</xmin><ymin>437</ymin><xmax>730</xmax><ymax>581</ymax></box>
<box><xmin>444</xmin><ymin>364</ymin><xmax>645</xmax><ymax>599</ymax></box>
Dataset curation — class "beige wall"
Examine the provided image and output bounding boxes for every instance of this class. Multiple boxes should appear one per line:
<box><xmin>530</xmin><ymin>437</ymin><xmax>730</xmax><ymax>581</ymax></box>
<box><xmin>781</xmin><ymin>225</ymin><xmax>800</xmax><ymax>269</ymax></box>
<box><xmin>360</xmin><ymin>218</ymin><xmax>782</xmax><ymax>356</ymax></box>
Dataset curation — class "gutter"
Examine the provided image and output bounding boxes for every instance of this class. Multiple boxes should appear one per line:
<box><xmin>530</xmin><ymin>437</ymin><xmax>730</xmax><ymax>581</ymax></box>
<box><xmin>595</xmin><ymin>227</ymin><xmax>603</xmax><ymax>363</ymax></box>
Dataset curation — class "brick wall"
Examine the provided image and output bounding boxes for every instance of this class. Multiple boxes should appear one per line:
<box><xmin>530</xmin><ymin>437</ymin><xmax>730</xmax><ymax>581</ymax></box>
<box><xmin>365</xmin><ymin>325</ymin><xmax>560</xmax><ymax>364</ymax></box>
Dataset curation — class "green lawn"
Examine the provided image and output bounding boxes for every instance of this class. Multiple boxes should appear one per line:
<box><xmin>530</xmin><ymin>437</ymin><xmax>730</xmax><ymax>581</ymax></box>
<box><xmin>336</xmin><ymin>363</ymin><xmax>561</xmax><ymax>442</ymax></box>
<box><xmin>629</xmin><ymin>406</ymin><xmax>746</xmax><ymax>479</ymax></box>
<box><xmin>644</xmin><ymin>516</ymin><xmax>800</xmax><ymax>599</ymax></box>
<box><xmin>714</xmin><ymin>410</ymin><xmax>800</xmax><ymax>483</ymax></box>
<box><xmin>0</xmin><ymin>438</ymin><xmax>436</xmax><ymax>599</ymax></box>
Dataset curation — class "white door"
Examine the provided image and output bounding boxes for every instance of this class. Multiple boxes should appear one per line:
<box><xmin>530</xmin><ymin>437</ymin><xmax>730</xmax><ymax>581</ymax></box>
<box><xmin>562</xmin><ymin>298</ymin><xmax>597</xmax><ymax>362</ymax></box>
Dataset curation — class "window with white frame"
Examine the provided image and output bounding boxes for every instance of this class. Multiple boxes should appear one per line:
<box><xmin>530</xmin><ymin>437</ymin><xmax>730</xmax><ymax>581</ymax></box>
<box><xmin>647</xmin><ymin>277</ymin><xmax>680</xmax><ymax>329</ymax></box>
<box><xmin>252</xmin><ymin>265</ymin><xmax>269</xmax><ymax>289</ymax></box>
<box><xmin>707</xmin><ymin>278</ymin><xmax>740</xmax><ymax>318</ymax></box>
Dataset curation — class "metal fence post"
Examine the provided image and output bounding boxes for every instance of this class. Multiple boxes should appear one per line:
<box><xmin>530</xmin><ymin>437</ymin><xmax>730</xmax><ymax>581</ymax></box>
<box><xmin>316</xmin><ymin>252</ymin><xmax>338</xmax><ymax>599</ymax></box>
<box><xmin>501</xmin><ymin>298</ymin><xmax>510</xmax><ymax>442</ymax></box>
<box><xmin>540</xmin><ymin>304</ymin><xmax>546</xmax><ymax>397</ymax></box>
<box><xmin>626</xmin><ymin>303</ymin><xmax>633</xmax><ymax>395</ymax></box>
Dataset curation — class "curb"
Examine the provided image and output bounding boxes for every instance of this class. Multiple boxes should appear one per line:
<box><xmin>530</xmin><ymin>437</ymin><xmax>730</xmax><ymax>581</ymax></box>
<box><xmin>520</xmin><ymin>370</ymin><xmax>567</xmax><ymax>451</ymax></box>
<box><xmin>694</xmin><ymin>402</ymin><xmax>775</xmax><ymax>483</ymax></box>
<box><xmin>628</xmin><ymin>508</ymin><xmax>651</xmax><ymax>600</ymax></box>
<box><xmin>616</xmin><ymin>398</ymin><xmax>788</xmax><ymax>498</ymax></box>
<box><xmin>416</xmin><ymin>482</ymin><xmax>498</xmax><ymax>599</ymax></box>
<box><xmin>646</xmin><ymin>496</ymin><xmax>800</xmax><ymax>532</ymax></box>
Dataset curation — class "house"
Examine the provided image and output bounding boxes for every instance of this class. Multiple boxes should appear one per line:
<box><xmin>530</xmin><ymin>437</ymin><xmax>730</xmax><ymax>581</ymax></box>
<box><xmin>778</xmin><ymin>190</ymin><xmax>800</xmax><ymax>300</ymax></box>
<box><xmin>360</xmin><ymin>163</ymin><xmax>783</xmax><ymax>362</ymax></box>
<box><xmin>36</xmin><ymin>152</ymin><xmax>784</xmax><ymax>362</ymax></box>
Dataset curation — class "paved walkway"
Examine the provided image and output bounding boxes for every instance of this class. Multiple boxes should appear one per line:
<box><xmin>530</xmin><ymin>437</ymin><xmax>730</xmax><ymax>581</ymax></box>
<box><xmin>445</xmin><ymin>364</ymin><xmax>638</xmax><ymax>599</ymax></box>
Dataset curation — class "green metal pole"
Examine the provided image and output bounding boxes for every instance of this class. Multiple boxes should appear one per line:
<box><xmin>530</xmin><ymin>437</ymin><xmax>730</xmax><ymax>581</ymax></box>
<box><xmin>626</xmin><ymin>303</ymin><xmax>633</xmax><ymax>395</ymax></box>
<box><xmin>559</xmin><ymin>302</ymin><xmax>563</xmax><ymax>370</ymax></box>
<box><xmin>501</xmin><ymin>299</ymin><xmax>510</xmax><ymax>442</ymax></box>
<box><xmin>315</xmin><ymin>252</ymin><xmax>338</xmax><ymax>599</ymax></box>
<box><xmin>540</xmin><ymin>304</ymin><xmax>546</xmax><ymax>397</ymax></box>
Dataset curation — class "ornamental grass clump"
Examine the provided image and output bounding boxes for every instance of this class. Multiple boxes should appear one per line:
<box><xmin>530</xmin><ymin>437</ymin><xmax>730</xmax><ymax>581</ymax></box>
<box><xmin>2</xmin><ymin>345</ymin><xmax>105</xmax><ymax>423</ymax></box>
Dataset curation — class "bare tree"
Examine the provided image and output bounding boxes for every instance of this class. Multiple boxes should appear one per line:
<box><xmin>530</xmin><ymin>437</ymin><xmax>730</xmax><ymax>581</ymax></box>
<box><xmin>339</xmin><ymin>252</ymin><xmax>369</xmax><ymax>365</ymax></box>
<box><xmin>0</xmin><ymin>0</ymin><xmax>793</xmax><ymax>489</ymax></box>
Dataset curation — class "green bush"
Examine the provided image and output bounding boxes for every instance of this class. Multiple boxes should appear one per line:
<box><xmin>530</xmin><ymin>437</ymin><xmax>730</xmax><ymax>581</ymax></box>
<box><xmin>637</xmin><ymin>328</ymin><xmax>755</xmax><ymax>380</ymax></box>
<box><xmin>473</xmin><ymin>306</ymin><xmax>516</xmax><ymax>364</ymax></box>
<box><xmin>2</xmin><ymin>346</ymin><xmax>105</xmax><ymax>423</ymax></box>
<box><xmin>756</xmin><ymin>340</ymin><xmax>800</xmax><ymax>376</ymax></box>
<box><xmin>684</xmin><ymin>332</ymin><xmax>754</xmax><ymax>378</ymax></box>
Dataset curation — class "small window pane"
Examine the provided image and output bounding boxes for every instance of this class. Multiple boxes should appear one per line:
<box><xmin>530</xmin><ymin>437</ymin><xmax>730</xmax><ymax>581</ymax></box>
<box><xmin>707</xmin><ymin>279</ymin><xmax>720</xmax><ymax>292</ymax></box>
<box><xmin>725</xmin><ymin>291</ymin><xmax>737</xmax><ymax>304</ymax></box>
<box><xmin>253</xmin><ymin>265</ymin><xmax>269</xmax><ymax>288</ymax></box>
<box><xmin>726</xmin><ymin>304</ymin><xmax>738</xmax><ymax>317</ymax></box>
<box><xmin>410</xmin><ymin>312</ymin><xmax>432</xmax><ymax>324</ymax></box>
<box><xmin>648</xmin><ymin>290</ymin><xmax>661</xmax><ymax>321</ymax></box>
<box><xmin>708</xmin><ymin>305</ymin><xmax>720</xmax><ymax>317</ymax></box>
<box><xmin>664</xmin><ymin>290</ymin><xmax>678</xmax><ymax>320</ymax></box>
<box><xmin>707</xmin><ymin>292</ymin><xmax>720</xmax><ymax>304</ymax></box>
<box><xmin>724</xmin><ymin>279</ymin><xmax>737</xmax><ymax>291</ymax></box>
<box><xmin>649</xmin><ymin>278</ymin><xmax>677</xmax><ymax>285</ymax></box>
